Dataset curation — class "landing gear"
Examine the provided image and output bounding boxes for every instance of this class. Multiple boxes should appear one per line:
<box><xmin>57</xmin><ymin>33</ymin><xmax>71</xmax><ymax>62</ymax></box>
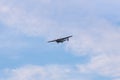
<box><xmin>67</xmin><ymin>38</ymin><xmax>69</xmax><ymax>41</ymax></box>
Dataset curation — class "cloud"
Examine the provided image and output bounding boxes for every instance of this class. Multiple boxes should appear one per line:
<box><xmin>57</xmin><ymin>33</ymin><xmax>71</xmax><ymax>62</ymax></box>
<box><xmin>0</xmin><ymin>0</ymin><xmax>120</xmax><ymax>38</ymax></box>
<box><xmin>66</xmin><ymin>18</ymin><xmax>120</xmax><ymax>80</ymax></box>
<box><xmin>66</xmin><ymin>18</ymin><xmax>120</xmax><ymax>55</ymax></box>
<box><xmin>77</xmin><ymin>54</ymin><xmax>120</xmax><ymax>77</ymax></box>
<box><xmin>0</xmin><ymin>0</ymin><xmax>57</xmax><ymax>37</ymax></box>
<box><xmin>1</xmin><ymin>65</ymin><xmax>92</xmax><ymax>80</ymax></box>
<box><xmin>0</xmin><ymin>0</ymin><xmax>120</xmax><ymax>80</ymax></box>
<box><xmin>114</xmin><ymin>78</ymin><xmax>120</xmax><ymax>80</ymax></box>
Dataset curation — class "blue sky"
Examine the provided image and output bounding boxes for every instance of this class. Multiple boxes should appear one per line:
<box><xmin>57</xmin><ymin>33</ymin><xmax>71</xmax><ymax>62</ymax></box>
<box><xmin>0</xmin><ymin>0</ymin><xmax>120</xmax><ymax>80</ymax></box>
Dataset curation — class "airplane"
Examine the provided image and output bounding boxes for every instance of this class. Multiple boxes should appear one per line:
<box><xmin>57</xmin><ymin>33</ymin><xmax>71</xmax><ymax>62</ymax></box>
<box><xmin>48</xmin><ymin>35</ymin><xmax>72</xmax><ymax>43</ymax></box>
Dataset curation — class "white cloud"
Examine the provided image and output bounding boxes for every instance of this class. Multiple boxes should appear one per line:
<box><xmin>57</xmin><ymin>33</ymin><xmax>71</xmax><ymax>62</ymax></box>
<box><xmin>0</xmin><ymin>0</ymin><xmax>120</xmax><ymax>80</ymax></box>
<box><xmin>0</xmin><ymin>0</ymin><xmax>58</xmax><ymax>36</ymax></box>
<box><xmin>77</xmin><ymin>54</ymin><xmax>120</xmax><ymax>78</ymax></box>
<box><xmin>67</xmin><ymin>18</ymin><xmax>120</xmax><ymax>79</ymax></box>
<box><xmin>114</xmin><ymin>78</ymin><xmax>120</xmax><ymax>80</ymax></box>
<box><xmin>1</xmin><ymin>65</ymin><xmax>91</xmax><ymax>80</ymax></box>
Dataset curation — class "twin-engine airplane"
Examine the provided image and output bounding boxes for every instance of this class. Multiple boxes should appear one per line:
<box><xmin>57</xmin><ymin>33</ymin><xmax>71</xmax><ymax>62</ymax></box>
<box><xmin>48</xmin><ymin>35</ymin><xmax>72</xmax><ymax>43</ymax></box>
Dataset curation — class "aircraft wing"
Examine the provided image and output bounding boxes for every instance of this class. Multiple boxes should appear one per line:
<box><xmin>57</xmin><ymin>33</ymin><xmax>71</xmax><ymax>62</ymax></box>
<box><xmin>62</xmin><ymin>35</ymin><xmax>72</xmax><ymax>39</ymax></box>
<box><xmin>48</xmin><ymin>39</ymin><xmax>57</xmax><ymax>43</ymax></box>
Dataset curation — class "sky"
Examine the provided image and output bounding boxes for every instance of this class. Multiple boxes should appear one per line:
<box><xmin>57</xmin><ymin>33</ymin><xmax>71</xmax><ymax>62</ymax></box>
<box><xmin>0</xmin><ymin>0</ymin><xmax>120</xmax><ymax>80</ymax></box>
